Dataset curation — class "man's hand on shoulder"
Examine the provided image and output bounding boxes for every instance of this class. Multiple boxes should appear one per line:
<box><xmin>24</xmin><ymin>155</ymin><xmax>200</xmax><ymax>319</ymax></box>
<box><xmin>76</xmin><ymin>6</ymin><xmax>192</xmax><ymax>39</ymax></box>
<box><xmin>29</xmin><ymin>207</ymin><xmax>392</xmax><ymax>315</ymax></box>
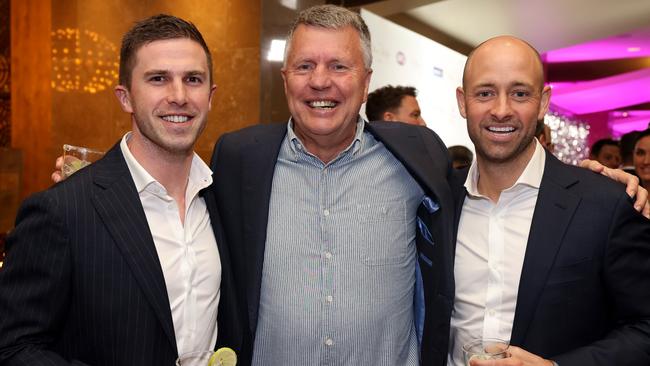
<box><xmin>580</xmin><ymin>159</ymin><xmax>650</xmax><ymax>218</ymax></box>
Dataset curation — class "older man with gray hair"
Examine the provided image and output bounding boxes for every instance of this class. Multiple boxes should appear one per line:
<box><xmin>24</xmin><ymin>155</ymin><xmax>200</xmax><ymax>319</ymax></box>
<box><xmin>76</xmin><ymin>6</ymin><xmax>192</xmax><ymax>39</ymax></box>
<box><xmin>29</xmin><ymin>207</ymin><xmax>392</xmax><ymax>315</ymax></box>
<box><xmin>211</xmin><ymin>4</ymin><xmax>455</xmax><ymax>365</ymax></box>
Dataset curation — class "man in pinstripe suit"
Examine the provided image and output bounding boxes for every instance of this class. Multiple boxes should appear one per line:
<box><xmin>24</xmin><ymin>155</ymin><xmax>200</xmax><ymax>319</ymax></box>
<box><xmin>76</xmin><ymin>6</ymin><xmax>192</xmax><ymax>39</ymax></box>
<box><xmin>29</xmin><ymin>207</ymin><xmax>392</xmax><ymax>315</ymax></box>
<box><xmin>0</xmin><ymin>15</ymin><xmax>239</xmax><ymax>365</ymax></box>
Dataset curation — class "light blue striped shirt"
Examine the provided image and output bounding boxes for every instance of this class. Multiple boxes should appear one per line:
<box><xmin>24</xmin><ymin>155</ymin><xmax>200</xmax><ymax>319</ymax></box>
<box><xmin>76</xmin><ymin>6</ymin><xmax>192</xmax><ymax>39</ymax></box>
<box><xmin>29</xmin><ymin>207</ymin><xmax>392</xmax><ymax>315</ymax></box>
<box><xmin>252</xmin><ymin>118</ymin><xmax>424</xmax><ymax>365</ymax></box>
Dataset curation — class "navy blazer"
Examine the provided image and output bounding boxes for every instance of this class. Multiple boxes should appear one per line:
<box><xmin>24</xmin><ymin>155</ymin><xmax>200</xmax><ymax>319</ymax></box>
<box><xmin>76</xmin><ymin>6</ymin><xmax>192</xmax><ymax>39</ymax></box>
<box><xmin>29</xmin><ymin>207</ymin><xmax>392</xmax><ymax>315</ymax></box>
<box><xmin>0</xmin><ymin>143</ymin><xmax>240</xmax><ymax>365</ymax></box>
<box><xmin>444</xmin><ymin>150</ymin><xmax>650</xmax><ymax>366</ymax></box>
<box><xmin>209</xmin><ymin>121</ymin><xmax>456</xmax><ymax>365</ymax></box>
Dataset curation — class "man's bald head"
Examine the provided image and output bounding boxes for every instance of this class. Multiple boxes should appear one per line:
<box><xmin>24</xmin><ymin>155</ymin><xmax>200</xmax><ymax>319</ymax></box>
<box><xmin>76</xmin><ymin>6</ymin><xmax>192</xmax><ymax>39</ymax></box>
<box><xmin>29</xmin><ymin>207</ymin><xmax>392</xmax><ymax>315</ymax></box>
<box><xmin>462</xmin><ymin>36</ymin><xmax>545</xmax><ymax>91</ymax></box>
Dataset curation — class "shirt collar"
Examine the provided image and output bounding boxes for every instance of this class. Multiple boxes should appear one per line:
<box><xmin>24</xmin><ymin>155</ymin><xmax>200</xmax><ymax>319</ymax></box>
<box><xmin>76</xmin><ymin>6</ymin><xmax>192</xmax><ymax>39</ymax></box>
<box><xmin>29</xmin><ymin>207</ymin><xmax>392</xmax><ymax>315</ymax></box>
<box><xmin>285</xmin><ymin>116</ymin><xmax>366</xmax><ymax>159</ymax></box>
<box><xmin>119</xmin><ymin>132</ymin><xmax>213</xmax><ymax>195</ymax></box>
<box><xmin>464</xmin><ymin>139</ymin><xmax>546</xmax><ymax>198</ymax></box>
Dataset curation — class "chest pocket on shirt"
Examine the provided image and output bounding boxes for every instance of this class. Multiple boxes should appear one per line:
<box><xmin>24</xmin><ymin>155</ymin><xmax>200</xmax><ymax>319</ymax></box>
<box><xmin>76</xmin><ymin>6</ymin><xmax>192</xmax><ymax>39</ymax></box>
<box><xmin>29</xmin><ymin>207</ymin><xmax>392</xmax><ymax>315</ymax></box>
<box><xmin>357</xmin><ymin>200</ymin><xmax>408</xmax><ymax>265</ymax></box>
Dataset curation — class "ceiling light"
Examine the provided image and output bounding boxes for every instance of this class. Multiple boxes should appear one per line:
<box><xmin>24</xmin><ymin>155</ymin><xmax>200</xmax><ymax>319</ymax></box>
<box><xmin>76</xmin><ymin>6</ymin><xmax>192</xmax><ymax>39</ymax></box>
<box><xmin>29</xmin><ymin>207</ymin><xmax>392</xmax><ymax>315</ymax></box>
<box><xmin>627</xmin><ymin>47</ymin><xmax>641</xmax><ymax>52</ymax></box>
<box><xmin>267</xmin><ymin>39</ymin><xmax>286</xmax><ymax>62</ymax></box>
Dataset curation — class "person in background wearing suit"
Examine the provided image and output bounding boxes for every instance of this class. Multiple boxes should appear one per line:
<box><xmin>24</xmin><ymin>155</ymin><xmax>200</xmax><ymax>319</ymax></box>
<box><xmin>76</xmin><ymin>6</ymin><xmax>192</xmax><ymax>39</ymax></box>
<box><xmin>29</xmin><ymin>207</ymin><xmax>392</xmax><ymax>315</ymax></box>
<box><xmin>447</xmin><ymin>35</ymin><xmax>650</xmax><ymax>366</ymax></box>
<box><xmin>365</xmin><ymin>85</ymin><xmax>427</xmax><ymax>126</ymax></box>
<box><xmin>0</xmin><ymin>15</ymin><xmax>239</xmax><ymax>365</ymax></box>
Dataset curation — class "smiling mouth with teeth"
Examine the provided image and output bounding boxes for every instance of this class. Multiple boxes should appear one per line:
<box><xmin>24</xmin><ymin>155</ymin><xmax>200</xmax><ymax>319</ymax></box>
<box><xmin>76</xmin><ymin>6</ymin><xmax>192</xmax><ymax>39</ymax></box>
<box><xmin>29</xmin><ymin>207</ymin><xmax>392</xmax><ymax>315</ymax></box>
<box><xmin>161</xmin><ymin>115</ymin><xmax>191</xmax><ymax>123</ymax></box>
<box><xmin>309</xmin><ymin>100</ymin><xmax>338</xmax><ymax>109</ymax></box>
<box><xmin>487</xmin><ymin>126</ymin><xmax>515</xmax><ymax>133</ymax></box>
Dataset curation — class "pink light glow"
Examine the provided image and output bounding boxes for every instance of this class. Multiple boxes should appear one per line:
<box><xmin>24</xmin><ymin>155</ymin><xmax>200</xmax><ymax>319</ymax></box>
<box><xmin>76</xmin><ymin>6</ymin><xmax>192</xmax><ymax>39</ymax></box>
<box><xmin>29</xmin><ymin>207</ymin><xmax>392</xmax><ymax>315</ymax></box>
<box><xmin>544</xmin><ymin>26</ymin><xmax>650</xmax><ymax>62</ymax></box>
<box><xmin>549</xmin><ymin>68</ymin><xmax>650</xmax><ymax>115</ymax></box>
<box><xmin>609</xmin><ymin>110</ymin><xmax>650</xmax><ymax>137</ymax></box>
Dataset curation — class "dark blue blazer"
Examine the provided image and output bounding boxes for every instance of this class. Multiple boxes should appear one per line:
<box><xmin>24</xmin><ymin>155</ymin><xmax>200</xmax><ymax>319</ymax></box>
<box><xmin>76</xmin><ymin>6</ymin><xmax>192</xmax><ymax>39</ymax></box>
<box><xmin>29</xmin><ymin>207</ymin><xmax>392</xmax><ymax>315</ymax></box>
<box><xmin>209</xmin><ymin>121</ymin><xmax>456</xmax><ymax>365</ymax></box>
<box><xmin>0</xmin><ymin>143</ymin><xmax>240</xmax><ymax>365</ymax></box>
<box><xmin>443</xmin><ymin>150</ymin><xmax>650</xmax><ymax>366</ymax></box>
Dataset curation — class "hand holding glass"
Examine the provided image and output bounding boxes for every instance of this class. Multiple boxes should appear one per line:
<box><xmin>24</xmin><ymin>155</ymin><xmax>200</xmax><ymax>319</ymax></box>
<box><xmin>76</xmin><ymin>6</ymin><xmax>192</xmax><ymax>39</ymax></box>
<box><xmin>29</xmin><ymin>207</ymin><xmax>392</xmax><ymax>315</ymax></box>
<box><xmin>463</xmin><ymin>338</ymin><xmax>509</xmax><ymax>365</ymax></box>
<box><xmin>61</xmin><ymin>144</ymin><xmax>104</xmax><ymax>178</ymax></box>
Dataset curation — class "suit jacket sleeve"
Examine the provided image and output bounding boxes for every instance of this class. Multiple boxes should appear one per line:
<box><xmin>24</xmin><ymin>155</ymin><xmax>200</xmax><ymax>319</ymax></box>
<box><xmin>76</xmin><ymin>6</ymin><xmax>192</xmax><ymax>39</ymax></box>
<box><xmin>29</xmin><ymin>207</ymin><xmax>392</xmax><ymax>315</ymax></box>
<box><xmin>0</xmin><ymin>192</ymin><xmax>90</xmax><ymax>366</ymax></box>
<box><xmin>553</xmin><ymin>191</ymin><xmax>650</xmax><ymax>365</ymax></box>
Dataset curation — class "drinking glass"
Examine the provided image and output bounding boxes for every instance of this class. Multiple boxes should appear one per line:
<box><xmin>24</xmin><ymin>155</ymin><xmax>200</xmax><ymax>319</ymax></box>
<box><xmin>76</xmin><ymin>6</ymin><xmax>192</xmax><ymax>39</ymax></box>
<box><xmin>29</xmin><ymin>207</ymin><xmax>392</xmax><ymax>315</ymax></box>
<box><xmin>61</xmin><ymin>144</ymin><xmax>104</xmax><ymax>178</ymax></box>
<box><xmin>463</xmin><ymin>337</ymin><xmax>509</xmax><ymax>365</ymax></box>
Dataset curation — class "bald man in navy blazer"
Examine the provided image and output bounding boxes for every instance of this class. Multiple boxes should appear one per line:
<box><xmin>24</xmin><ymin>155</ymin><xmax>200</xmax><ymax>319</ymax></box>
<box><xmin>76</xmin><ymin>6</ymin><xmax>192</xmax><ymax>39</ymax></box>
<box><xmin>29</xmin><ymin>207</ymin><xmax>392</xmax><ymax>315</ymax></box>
<box><xmin>441</xmin><ymin>36</ymin><xmax>650</xmax><ymax>366</ymax></box>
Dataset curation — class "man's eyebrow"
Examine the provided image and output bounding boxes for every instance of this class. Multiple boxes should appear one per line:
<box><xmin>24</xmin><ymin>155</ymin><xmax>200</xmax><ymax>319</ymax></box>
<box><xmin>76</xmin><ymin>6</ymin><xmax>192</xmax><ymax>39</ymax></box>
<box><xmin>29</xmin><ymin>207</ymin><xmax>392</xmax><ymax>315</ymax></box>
<box><xmin>472</xmin><ymin>82</ymin><xmax>496</xmax><ymax>89</ymax></box>
<box><xmin>185</xmin><ymin>70</ymin><xmax>208</xmax><ymax>76</ymax></box>
<box><xmin>510</xmin><ymin>81</ymin><xmax>534</xmax><ymax>88</ymax></box>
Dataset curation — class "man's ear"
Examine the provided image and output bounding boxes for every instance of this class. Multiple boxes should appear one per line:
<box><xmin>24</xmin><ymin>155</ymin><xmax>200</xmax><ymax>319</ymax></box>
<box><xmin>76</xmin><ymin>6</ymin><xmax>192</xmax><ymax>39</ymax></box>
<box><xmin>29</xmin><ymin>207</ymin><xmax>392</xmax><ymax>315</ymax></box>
<box><xmin>538</xmin><ymin>85</ymin><xmax>552</xmax><ymax>120</ymax></box>
<box><xmin>456</xmin><ymin>87</ymin><xmax>467</xmax><ymax>118</ymax></box>
<box><xmin>382</xmin><ymin>111</ymin><xmax>395</xmax><ymax>121</ymax></box>
<box><xmin>114</xmin><ymin>85</ymin><xmax>133</xmax><ymax>113</ymax></box>
<box><xmin>208</xmin><ymin>84</ymin><xmax>217</xmax><ymax>111</ymax></box>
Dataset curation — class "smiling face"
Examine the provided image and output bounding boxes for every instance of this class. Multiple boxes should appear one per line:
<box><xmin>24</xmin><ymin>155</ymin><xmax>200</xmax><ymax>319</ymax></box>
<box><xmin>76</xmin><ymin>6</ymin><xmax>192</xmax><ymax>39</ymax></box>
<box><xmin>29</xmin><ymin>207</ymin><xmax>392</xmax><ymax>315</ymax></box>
<box><xmin>456</xmin><ymin>37</ymin><xmax>550</xmax><ymax>169</ymax></box>
<box><xmin>634</xmin><ymin>134</ymin><xmax>650</xmax><ymax>187</ymax></box>
<box><xmin>115</xmin><ymin>38</ymin><xmax>216</xmax><ymax>158</ymax></box>
<box><xmin>281</xmin><ymin>25</ymin><xmax>372</xmax><ymax>156</ymax></box>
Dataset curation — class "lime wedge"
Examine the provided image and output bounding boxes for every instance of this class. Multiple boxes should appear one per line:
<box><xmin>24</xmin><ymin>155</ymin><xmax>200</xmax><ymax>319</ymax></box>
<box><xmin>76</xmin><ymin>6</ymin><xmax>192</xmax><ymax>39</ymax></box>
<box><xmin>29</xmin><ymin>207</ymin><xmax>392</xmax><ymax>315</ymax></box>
<box><xmin>208</xmin><ymin>347</ymin><xmax>237</xmax><ymax>366</ymax></box>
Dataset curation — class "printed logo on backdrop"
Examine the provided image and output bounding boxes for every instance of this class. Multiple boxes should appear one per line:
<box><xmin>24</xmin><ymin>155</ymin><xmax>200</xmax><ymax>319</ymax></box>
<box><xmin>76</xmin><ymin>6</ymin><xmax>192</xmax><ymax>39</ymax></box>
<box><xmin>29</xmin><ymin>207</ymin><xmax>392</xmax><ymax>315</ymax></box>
<box><xmin>433</xmin><ymin>66</ymin><xmax>443</xmax><ymax>78</ymax></box>
<box><xmin>396</xmin><ymin>51</ymin><xmax>406</xmax><ymax>66</ymax></box>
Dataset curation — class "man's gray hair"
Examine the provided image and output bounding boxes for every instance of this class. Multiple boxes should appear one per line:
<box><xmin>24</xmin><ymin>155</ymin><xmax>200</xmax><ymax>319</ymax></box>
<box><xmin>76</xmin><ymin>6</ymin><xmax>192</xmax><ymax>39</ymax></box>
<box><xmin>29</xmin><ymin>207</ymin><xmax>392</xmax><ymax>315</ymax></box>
<box><xmin>283</xmin><ymin>5</ymin><xmax>372</xmax><ymax>69</ymax></box>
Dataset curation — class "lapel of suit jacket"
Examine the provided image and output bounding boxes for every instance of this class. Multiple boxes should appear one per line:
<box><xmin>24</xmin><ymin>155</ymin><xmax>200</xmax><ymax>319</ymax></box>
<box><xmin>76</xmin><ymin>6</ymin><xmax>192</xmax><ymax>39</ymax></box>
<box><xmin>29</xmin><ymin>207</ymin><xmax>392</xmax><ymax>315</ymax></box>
<box><xmin>202</xmin><ymin>185</ymin><xmax>243</xmax><ymax>350</ymax></box>
<box><xmin>240</xmin><ymin>124</ymin><xmax>288</xmax><ymax>334</ymax></box>
<box><xmin>365</xmin><ymin>123</ymin><xmax>451</xmax><ymax>208</ymax></box>
<box><xmin>510</xmin><ymin>151</ymin><xmax>580</xmax><ymax>344</ymax></box>
<box><xmin>366</xmin><ymin>122</ymin><xmax>456</xmax><ymax>297</ymax></box>
<box><xmin>91</xmin><ymin>143</ymin><xmax>176</xmax><ymax>350</ymax></box>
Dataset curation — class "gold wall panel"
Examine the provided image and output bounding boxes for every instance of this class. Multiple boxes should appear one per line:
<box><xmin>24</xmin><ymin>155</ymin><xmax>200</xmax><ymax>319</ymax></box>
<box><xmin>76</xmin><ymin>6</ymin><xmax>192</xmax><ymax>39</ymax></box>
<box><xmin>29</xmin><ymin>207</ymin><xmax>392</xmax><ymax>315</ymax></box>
<box><xmin>11</xmin><ymin>0</ymin><xmax>53</xmax><ymax>198</ymax></box>
<box><xmin>11</xmin><ymin>0</ymin><xmax>261</xmax><ymax>201</ymax></box>
<box><xmin>51</xmin><ymin>0</ymin><xmax>261</xmax><ymax>162</ymax></box>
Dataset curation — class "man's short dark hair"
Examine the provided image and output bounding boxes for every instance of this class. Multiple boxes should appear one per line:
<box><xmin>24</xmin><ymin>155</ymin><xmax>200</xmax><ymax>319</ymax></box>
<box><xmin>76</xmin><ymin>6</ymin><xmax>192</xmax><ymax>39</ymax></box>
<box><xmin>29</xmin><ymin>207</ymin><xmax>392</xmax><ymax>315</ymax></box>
<box><xmin>621</xmin><ymin>131</ymin><xmax>641</xmax><ymax>164</ymax></box>
<box><xmin>636</xmin><ymin>129</ymin><xmax>650</xmax><ymax>147</ymax></box>
<box><xmin>119</xmin><ymin>14</ymin><xmax>213</xmax><ymax>88</ymax></box>
<box><xmin>365</xmin><ymin>85</ymin><xmax>417</xmax><ymax>121</ymax></box>
<box><xmin>590</xmin><ymin>138</ymin><xmax>619</xmax><ymax>157</ymax></box>
<box><xmin>448</xmin><ymin>145</ymin><xmax>473</xmax><ymax>169</ymax></box>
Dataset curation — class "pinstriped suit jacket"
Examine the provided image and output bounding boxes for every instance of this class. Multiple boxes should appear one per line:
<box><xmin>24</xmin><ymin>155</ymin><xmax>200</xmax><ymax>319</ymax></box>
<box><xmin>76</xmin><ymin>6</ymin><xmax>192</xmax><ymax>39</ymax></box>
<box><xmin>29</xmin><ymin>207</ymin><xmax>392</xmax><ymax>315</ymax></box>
<box><xmin>0</xmin><ymin>143</ymin><xmax>240</xmax><ymax>365</ymax></box>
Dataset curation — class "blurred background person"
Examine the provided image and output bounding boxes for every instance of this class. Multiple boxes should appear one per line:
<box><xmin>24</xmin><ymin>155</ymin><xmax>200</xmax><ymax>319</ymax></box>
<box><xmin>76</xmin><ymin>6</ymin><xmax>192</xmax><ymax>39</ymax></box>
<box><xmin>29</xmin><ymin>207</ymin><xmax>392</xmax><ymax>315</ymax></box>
<box><xmin>620</xmin><ymin>130</ymin><xmax>641</xmax><ymax>176</ymax></box>
<box><xmin>634</xmin><ymin>129</ymin><xmax>650</xmax><ymax>188</ymax></box>
<box><xmin>535</xmin><ymin>120</ymin><xmax>554</xmax><ymax>153</ymax></box>
<box><xmin>589</xmin><ymin>138</ymin><xmax>621</xmax><ymax>169</ymax></box>
<box><xmin>366</xmin><ymin>85</ymin><xmax>426</xmax><ymax>126</ymax></box>
<box><xmin>448</xmin><ymin>145</ymin><xmax>473</xmax><ymax>169</ymax></box>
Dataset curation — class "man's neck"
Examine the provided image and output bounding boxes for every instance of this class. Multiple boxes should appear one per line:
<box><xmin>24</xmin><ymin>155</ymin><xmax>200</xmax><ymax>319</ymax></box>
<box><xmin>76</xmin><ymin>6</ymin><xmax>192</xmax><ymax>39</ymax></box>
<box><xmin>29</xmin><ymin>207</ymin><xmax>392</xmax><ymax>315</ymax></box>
<box><xmin>292</xmin><ymin>118</ymin><xmax>358</xmax><ymax>164</ymax></box>
<box><xmin>476</xmin><ymin>143</ymin><xmax>536</xmax><ymax>203</ymax></box>
<box><xmin>127</xmin><ymin>136</ymin><xmax>194</xmax><ymax>224</ymax></box>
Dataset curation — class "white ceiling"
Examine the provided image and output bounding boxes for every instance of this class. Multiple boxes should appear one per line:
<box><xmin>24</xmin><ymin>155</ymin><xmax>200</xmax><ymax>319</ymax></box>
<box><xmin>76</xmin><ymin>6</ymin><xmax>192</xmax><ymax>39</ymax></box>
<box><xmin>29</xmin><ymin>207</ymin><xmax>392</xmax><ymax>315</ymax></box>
<box><xmin>397</xmin><ymin>0</ymin><xmax>650</xmax><ymax>52</ymax></box>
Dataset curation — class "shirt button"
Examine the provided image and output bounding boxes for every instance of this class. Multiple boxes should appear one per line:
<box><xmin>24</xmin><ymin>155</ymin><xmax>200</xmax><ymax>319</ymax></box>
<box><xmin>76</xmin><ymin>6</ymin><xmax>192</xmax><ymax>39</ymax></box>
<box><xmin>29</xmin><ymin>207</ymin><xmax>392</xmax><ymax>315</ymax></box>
<box><xmin>324</xmin><ymin>251</ymin><xmax>332</xmax><ymax>260</ymax></box>
<box><xmin>488</xmin><ymin>309</ymin><xmax>496</xmax><ymax>317</ymax></box>
<box><xmin>323</xmin><ymin>209</ymin><xmax>330</xmax><ymax>216</ymax></box>
<box><xmin>325</xmin><ymin>338</ymin><xmax>334</xmax><ymax>346</ymax></box>
<box><xmin>325</xmin><ymin>295</ymin><xmax>333</xmax><ymax>303</ymax></box>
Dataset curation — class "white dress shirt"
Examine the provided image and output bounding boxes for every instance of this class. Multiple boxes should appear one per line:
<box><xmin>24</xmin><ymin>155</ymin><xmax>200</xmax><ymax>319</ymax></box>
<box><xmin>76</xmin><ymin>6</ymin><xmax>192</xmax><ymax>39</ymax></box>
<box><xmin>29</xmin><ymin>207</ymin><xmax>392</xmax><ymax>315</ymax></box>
<box><xmin>448</xmin><ymin>141</ymin><xmax>546</xmax><ymax>366</ymax></box>
<box><xmin>120</xmin><ymin>133</ymin><xmax>221</xmax><ymax>355</ymax></box>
